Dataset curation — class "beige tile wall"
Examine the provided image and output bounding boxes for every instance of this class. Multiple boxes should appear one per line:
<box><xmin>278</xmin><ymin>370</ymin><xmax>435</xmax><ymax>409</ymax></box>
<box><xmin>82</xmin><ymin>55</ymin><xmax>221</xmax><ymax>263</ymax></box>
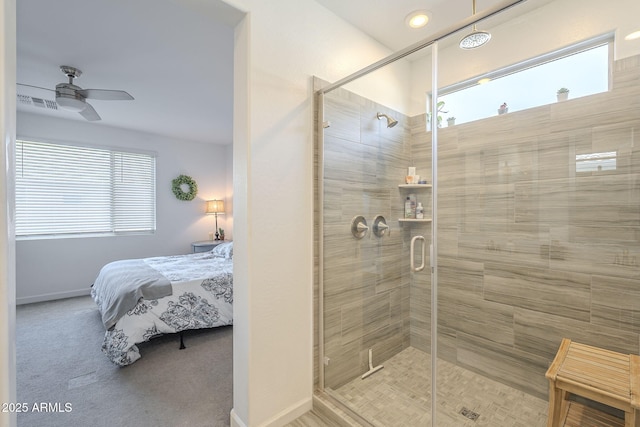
<box><xmin>432</xmin><ymin>54</ymin><xmax>640</xmax><ymax>398</ymax></box>
<box><xmin>321</xmin><ymin>86</ymin><xmax>423</xmax><ymax>389</ymax></box>
<box><xmin>315</xmin><ymin>53</ymin><xmax>640</xmax><ymax>399</ymax></box>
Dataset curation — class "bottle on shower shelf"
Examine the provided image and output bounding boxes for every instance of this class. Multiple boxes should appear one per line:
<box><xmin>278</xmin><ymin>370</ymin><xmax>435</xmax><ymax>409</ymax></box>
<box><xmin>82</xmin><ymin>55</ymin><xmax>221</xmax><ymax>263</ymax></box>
<box><xmin>405</xmin><ymin>197</ymin><xmax>413</xmax><ymax>218</ymax></box>
<box><xmin>416</xmin><ymin>202</ymin><xmax>424</xmax><ymax>219</ymax></box>
<box><xmin>409</xmin><ymin>193</ymin><xmax>416</xmax><ymax>217</ymax></box>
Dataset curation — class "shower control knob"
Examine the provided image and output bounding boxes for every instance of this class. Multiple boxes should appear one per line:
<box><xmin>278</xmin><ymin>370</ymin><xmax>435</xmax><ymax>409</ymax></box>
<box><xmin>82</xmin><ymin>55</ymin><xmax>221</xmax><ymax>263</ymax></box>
<box><xmin>372</xmin><ymin>215</ymin><xmax>389</xmax><ymax>237</ymax></box>
<box><xmin>350</xmin><ymin>215</ymin><xmax>369</xmax><ymax>239</ymax></box>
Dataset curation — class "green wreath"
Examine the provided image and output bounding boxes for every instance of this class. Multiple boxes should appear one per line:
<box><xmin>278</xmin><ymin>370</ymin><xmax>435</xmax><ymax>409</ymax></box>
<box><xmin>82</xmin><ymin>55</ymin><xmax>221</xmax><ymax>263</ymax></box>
<box><xmin>172</xmin><ymin>174</ymin><xmax>198</xmax><ymax>201</ymax></box>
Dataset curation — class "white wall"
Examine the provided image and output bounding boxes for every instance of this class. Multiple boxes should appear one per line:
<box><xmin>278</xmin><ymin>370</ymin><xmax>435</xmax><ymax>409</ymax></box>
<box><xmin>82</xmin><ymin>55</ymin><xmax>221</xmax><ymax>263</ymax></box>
<box><xmin>224</xmin><ymin>1</ymin><xmax>403</xmax><ymax>426</ymax></box>
<box><xmin>408</xmin><ymin>0</ymin><xmax>640</xmax><ymax>116</ymax></box>
<box><xmin>15</xmin><ymin>112</ymin><xmax>231</xmax><ymax>304</ymax></box>
<box><xmin>225</xmin><ymin>143</ymin><xmax>234</xmax><ymax>239</ymax></box>
<box><xmin>0</xmin><ymin>0</ymin><xmax>16</xmax><ymax>425</ymax></box>
<box><xmin>339</xmin><ymin>57</ymin><xmax>413</xmax><ymax>115</ymax></box>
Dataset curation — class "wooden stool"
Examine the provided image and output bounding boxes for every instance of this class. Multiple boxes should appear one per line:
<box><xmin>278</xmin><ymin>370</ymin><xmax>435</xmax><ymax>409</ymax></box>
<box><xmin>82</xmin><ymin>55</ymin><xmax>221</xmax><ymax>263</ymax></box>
<box><xmin>545</xmin><ymin>338</ymin><xmax>640</xmax><ymax>427</ymax></box>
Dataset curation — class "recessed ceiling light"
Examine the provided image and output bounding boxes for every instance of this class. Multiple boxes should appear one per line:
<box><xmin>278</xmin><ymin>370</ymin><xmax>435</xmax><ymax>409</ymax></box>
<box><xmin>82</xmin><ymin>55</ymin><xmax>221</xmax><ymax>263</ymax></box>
<box><xmin>477</xmin><ymin>78</ymin><xmax>491</xmax><ymax>85</ymax></box>
<box><xmin>405</xmin><ymin>10</ymin><xmax>430</xmax><ymax>29</ymax></box>
<box><xmin>625</xmin><ymin>30</ymin><xmax>640</xmax><ymax>41</ymax></box>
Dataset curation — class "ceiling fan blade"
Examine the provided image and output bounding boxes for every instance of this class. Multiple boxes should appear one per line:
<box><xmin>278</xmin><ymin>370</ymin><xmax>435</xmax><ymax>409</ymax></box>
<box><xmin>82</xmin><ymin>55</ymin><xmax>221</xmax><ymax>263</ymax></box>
<box><xmin>78</xmin><ymin>89</ymin><xmax>134</xmax><ymax>101</ymax></box>
<box><xmin>79</xmin><ymin>103</ymin><xmax>101</xmax><ymax>121</ymax></box>
<box><xmin>17</xmin><ymin>83</ymin><xmax>55</xmax><ymax>92</ymax></box>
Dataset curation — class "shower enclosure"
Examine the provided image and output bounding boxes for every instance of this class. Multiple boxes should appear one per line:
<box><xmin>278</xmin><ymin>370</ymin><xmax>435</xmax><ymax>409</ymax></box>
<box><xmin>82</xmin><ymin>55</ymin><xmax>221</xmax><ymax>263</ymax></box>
<box><xmin>315</xmin><ymin>0</ymin><xmax>640</xmax><ymax>425</ymax></box>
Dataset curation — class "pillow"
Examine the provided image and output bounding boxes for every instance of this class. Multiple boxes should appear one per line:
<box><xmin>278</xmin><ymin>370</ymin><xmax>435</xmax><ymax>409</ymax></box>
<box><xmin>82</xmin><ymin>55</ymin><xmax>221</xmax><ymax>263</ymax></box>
<box><xmin>211</xmin><ymin>241</ymin><xmax>233</xmax><ymax>259</ymax></box>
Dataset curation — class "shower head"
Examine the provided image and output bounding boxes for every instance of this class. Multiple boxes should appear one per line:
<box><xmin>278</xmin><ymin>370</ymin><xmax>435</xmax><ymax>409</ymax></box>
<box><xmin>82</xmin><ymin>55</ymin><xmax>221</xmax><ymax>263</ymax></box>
<box><xmin>459</xmin><ymin>28</ymin><xmax>491</xmax><ymax>49</ymax></box>
<box><xmin>459</xmin><ymin>0</ymin><xmax>491</xmax><ymax>49</ymax></box>
<box><xmin>377</xmin><ymin>112</ymin><xmax>398</xmax><ymax>128</ymax></box>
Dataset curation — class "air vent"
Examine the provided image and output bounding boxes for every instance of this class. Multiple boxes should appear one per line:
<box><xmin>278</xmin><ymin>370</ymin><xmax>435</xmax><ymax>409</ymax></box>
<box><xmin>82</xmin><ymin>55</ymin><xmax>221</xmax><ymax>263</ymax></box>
<box><xmin>17</xmin><ymin>94</ymin><xmax>32</xmax><ymax>106</ymax></box>
<box><xmin>31</xmin><ymin>97</ymin><xmax>46</xmax><ymax>108</ymax></box>
<box><xmin>16</xmin><ymin>94</ymin><xmax>58</xmax><ymax>110</ymax></box>
<box><xmin>44</xmin><ymin>99</ymin><xmax>58</xmax><ymax>109</ymax></box>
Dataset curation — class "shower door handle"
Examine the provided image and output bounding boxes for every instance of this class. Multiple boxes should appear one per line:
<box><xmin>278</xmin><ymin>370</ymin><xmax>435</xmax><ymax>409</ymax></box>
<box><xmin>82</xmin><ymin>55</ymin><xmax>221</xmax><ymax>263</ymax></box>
<box><xmin>410</xmin><ymin>235</ymin><xmax>426</xmax><ymax>272</ymax></box>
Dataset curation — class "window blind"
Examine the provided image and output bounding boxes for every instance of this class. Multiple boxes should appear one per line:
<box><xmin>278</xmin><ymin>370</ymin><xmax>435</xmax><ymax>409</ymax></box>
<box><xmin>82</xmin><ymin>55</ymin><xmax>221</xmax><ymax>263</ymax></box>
<box><xmin>16</xmin><ymin>139</ymin><xmax>156</xmax><ymax>237</ymax></box>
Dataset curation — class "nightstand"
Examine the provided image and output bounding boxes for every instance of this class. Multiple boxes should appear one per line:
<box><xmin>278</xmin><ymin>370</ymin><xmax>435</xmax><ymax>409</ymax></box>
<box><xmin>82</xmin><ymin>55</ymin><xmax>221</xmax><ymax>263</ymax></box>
<box><xmin>191</xmin><ymin>240</ymin><xmax>225</xmax><ymax>253</ymax></box>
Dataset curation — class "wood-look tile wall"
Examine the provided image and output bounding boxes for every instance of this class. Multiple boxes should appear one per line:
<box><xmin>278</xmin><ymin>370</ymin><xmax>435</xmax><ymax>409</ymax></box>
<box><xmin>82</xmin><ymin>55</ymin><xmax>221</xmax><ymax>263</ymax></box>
<box><xmin>320</xmin><ymin>86</ymin><xmax>428</xmax><ymax>389</ymax></box>
<box><xmin>316</xmin><ymin>54</ymin><xmax>640</xmax><ymax>399</ymax></box>
<box><xmin>429</xmin><ymin>54</ymin><xmax>640</xmax><ymax>399</ymax></box>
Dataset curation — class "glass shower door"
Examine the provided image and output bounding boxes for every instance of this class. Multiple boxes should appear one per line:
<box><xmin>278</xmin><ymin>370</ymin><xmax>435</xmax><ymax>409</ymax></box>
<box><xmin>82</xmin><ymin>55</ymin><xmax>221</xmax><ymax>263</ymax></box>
<box><xmin>318</xmin><ymin>45</ymin><xmax>435</xmax><ymax>426</ymax></box>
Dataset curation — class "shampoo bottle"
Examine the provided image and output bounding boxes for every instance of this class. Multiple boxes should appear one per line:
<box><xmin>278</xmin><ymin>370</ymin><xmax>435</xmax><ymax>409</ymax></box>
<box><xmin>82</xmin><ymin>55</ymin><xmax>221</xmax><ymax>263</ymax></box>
<box><xmin>416</xmin><ymin>202</ymin><xmax>424</xmax><ymax>219</ymax></box>
<box><xmin>405</xmin><ymin>197</ymin><xmax>412</xmax><ymax>218</ymax></box>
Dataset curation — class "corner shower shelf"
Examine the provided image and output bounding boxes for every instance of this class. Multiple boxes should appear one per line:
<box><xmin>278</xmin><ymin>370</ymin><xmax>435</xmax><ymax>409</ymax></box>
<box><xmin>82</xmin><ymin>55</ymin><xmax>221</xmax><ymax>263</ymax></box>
<box><xmin>398</xmin><ymin>218</ymin><xmax>432</xmax><ymax>223</ymax></box>
<box><xmin>399</xmin><ymin>184</ymin><xmax>431</xmax><ymax>223</ymax></box>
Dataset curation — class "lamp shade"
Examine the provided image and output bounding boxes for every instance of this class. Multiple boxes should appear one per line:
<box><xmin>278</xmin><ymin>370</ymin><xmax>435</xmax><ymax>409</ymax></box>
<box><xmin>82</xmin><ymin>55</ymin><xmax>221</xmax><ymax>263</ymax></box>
<box><xmin>206</xmin><ymin>200</ymin><xmax>225</xmax><ymax>214</ymax></box>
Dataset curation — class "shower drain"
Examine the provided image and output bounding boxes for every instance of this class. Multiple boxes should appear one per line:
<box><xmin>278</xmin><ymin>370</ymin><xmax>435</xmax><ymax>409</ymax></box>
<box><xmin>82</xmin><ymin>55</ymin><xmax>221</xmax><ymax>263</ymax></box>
<box><xmin>459</xmin><ymin>407</ymin><xmax>480</xmax><ymax>421</ymax></box>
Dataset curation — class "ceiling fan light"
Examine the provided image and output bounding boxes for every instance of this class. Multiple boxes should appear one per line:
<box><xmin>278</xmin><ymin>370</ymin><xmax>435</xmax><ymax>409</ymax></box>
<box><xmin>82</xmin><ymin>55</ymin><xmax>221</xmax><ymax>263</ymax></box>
<box><xmin>56</xmin><ymin>96</ymin><xmax>86</xmax><ymax>112</ymax></box>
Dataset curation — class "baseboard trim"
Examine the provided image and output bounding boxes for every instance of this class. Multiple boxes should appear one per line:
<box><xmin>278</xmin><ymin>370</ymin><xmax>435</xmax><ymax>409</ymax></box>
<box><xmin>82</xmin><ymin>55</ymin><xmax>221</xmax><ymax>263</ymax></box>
<box><xmin>16</xmin><ymin>289</ymin><xmax>91</xmax><ymax>305</ymax></box>
<box><xmin>260</xmin><ymin>397</ymin><xmax>312</xmax><ymax>427</ymax></box>
<box><xmin>230</xmin><ymin>409</ymin><xmax>247</xmax><ymax>427</ymax></box>
<box><xmin>230</xmin><ymin>397</ymin><xmax>312</xmax><ymax>427</ymax></box>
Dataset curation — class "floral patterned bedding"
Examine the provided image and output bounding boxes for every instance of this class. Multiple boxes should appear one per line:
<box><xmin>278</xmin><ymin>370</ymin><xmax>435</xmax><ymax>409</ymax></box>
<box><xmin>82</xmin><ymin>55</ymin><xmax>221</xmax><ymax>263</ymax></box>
<box><xmin>91</xmin><ymin>244</ymin><xmax>233</xmax><ymax>366</ymax></box>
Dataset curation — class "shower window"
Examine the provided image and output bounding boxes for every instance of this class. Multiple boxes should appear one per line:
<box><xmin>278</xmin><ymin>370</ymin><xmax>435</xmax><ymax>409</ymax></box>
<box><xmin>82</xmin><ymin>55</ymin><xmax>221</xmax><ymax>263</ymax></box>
<box><xmin>435</xmin><ymin>34</ymin><xmax>612</xmax><ymax>126</ymax></box>
<box><xmin>576</xmin><ymin>151</ymin><xmax>617</xmax><ymax>173</ymax></box>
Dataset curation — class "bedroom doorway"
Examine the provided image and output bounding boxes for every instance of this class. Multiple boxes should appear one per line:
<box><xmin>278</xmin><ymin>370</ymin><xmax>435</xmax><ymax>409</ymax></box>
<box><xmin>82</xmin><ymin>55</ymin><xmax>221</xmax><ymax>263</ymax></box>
<box><xmin>10</xmin><ymin>1</ymin><xmax>244</xmax><ymax>426</ymax></box>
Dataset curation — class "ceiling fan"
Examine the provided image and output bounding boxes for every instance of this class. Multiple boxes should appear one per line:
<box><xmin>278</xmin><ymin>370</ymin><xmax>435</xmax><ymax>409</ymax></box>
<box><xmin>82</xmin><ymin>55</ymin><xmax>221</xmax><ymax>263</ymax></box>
<box><xmin>18</xmin><ymin>65</ymin><xmax>134</xmax><ymax>121</ymax></box>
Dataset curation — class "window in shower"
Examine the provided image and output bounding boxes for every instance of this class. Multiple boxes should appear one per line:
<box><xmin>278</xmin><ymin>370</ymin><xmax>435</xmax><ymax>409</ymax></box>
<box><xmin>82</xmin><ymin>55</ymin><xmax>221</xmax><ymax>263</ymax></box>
<box><xmin>576</xmin><ymin>151</ymin><xmax>617</xmax><ymax>173</ymax></box>
<box><xmin>435</xmin><ymin>34</ymin><xmax>612</xmax><ymax>126</ymax></box>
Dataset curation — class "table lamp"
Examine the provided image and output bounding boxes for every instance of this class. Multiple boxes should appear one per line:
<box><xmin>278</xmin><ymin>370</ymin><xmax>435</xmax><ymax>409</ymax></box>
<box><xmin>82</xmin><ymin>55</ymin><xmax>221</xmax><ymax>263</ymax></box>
<box><xmin>206</xmin><ymin>199</ymin><xmax>225</xmax><ymax>240</ymax></box>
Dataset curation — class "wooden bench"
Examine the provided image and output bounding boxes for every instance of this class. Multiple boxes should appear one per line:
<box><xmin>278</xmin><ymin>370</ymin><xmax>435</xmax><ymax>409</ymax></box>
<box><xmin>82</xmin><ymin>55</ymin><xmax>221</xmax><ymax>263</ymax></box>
<box><xmin>562</xmin><ymin>401</ymin><xmax>624</xmax><ymax>427</ymax></box>
<box><xmin>545</xmin><ymin>338</ymin><xmax>640</xmax><ymax>427</ymax></box>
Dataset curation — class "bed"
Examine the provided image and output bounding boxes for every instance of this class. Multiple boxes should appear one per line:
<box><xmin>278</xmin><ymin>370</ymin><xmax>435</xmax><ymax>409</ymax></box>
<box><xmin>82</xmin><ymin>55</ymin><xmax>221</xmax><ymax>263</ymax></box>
<box><xmin>90</xmin><ymin>241</ymin><xmax>233</xmax><ymax>366</ymax></box>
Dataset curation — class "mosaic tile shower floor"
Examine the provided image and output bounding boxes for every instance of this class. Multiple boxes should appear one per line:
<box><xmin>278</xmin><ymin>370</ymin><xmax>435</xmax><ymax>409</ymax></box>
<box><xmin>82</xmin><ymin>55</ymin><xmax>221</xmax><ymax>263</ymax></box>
<box><xmin>329</xmin><ymin>347</ymin><xmax>549</xmax><ymax>427</ymax></box>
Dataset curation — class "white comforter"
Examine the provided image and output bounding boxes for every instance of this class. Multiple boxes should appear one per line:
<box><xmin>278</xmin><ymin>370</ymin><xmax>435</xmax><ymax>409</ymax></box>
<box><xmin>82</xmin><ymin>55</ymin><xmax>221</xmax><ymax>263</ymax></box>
<box><xmin>91</xmin><ymin>248</ymin><xmax>233</xmax><ymax>366</ymax></box>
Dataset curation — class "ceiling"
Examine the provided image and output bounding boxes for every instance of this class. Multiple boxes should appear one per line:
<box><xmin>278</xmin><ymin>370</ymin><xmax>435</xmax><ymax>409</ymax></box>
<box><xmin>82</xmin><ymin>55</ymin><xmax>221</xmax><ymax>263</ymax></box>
<box><xmin>16</xmin><ymin>0</ymin><xmax>244</xmax><ymax>145</ymax></box>
<box><xmin>315</xmin><ymin>0</ymin><xmax>485</xmax><ymax>52</ymax></box>
<box><xmin>16</xmin><ymin>0</ymin><xmax>543</xmax><ymax>145</ymax></box>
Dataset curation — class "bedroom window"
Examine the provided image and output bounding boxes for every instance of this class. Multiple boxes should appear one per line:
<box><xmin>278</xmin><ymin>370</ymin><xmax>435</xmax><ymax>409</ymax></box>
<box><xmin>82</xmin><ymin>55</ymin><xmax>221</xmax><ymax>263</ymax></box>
<box><xmin>16</xmin><ymin>139</ymin><xmax>156</xmax><ymax>238</ymax></box>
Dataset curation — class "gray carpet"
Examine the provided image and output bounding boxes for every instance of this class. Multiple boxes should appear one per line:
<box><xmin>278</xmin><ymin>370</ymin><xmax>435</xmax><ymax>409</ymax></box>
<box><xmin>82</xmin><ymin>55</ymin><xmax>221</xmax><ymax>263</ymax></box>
<box><xmin>16</xmin><ymin>296</ymin><xmax>233</xmax><ymax>427</ymax></box>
